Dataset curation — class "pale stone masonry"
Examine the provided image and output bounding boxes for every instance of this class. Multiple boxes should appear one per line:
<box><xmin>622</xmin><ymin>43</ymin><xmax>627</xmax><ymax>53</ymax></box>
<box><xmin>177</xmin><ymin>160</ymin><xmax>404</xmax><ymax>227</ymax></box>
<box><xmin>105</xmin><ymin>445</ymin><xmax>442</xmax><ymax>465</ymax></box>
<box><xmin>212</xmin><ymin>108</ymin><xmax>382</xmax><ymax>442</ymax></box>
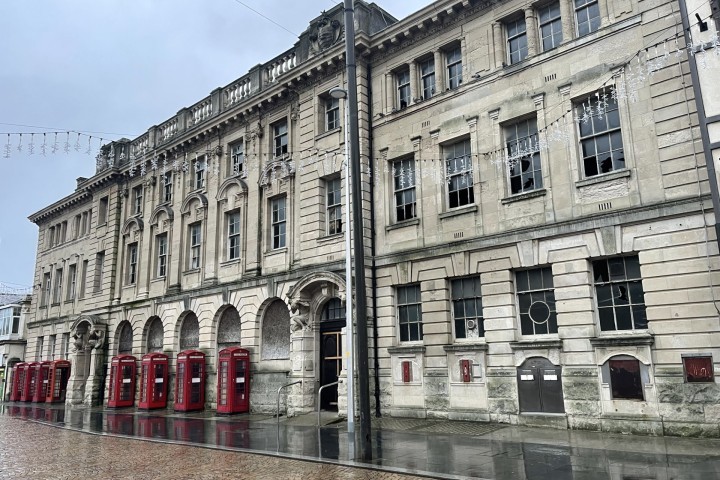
<box><xmin>22</xmin><ymin>0</ymin><xmax>720</xmax><ymax>436</ymax></box>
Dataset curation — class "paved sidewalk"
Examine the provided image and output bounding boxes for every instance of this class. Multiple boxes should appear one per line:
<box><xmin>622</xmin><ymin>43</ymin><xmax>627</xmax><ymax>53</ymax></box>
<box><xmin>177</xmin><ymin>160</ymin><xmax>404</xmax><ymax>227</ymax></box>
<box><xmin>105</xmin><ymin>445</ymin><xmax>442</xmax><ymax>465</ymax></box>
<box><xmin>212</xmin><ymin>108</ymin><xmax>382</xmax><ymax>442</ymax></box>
<box><xmin>3</xmin><ymin>403</ymin><xmax>720</xmax><ymax>479</ymax></box>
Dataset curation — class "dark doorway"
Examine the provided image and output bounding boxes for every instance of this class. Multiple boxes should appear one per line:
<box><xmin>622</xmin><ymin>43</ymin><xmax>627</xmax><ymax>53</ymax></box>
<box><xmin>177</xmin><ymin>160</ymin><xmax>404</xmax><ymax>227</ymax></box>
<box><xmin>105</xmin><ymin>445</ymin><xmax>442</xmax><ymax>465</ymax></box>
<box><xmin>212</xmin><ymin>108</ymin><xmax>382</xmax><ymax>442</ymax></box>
<box><xmin>319</xmin><ymin>298</ymin><xmax>346</xmax><ymax>411</ymax></box>
<box><xmin>517</xmin><ymin>357</ymin><xmax>564</xmax><ymax>414</ymax></box>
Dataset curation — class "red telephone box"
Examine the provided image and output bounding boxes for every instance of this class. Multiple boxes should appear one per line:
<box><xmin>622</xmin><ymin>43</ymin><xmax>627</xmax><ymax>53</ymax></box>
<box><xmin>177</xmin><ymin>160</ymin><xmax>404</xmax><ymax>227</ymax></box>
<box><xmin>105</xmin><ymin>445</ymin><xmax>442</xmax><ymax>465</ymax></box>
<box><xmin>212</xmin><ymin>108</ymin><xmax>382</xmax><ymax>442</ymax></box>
<box><xmin>32</xmin><ymin>361</ymin><xmax>52</xmax><ymax>403</ymax></box>
<box><xmin>107</xmin><ymin>355</ymin><xmax>137</xmax><ymax>408</ymax></box>
<box><xmin>20</xmin><ymin>362</ymin><xmax>39</xmax><ymax>402</ymax></box>
<box><xmin>216</xmin><ymin>347</ymin><xmax>250</xmax><ymax>414</ymax></box>
<box><xmin>174</xmin><ymin>350</ymin><xmax>205</xmax><ymax>412</ymax></box>
<box><xmin>9</xmin><ymin>363</ymin><xmax>27</xmax><ymax>402</ymax></box>
<box><xmin>46</xmin><ymin>360</ymin><xmax>71</xmax><ymax>403</ymax></box>
<box><xmin>139</xmin><ymin>353</ymin><xmax>169</xmax><ymax>410</ymax></box>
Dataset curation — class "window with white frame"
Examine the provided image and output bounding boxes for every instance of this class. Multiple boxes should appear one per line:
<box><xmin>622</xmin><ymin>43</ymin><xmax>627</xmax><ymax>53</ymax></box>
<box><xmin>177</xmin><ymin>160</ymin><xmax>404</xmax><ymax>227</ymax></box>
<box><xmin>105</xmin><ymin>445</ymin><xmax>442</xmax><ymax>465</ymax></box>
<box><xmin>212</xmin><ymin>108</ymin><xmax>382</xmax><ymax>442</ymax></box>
<box><xmin>420</xmin><ymin>58</ymin><xmax>435</xmax><ymax>99</ymax></box>
<box><xmin>163</xmin><ymin>171</ymin><xmax>173</xmax><ymax>203</ymax></box>
<box><xmin>194</xmin><ymin>156</ymin><xmax>206</xmax><ymax>190</ymax></box>
<box><xmin>539</xmin><ymin>2</ymin><xmax>563</xmax><ymax>51</ymax></box>
<box><xmin>189</xmin><ymin>223</ymin><xmax>202</xmax><ymax>270</ymax></box>
<box><xmin>445</xmin><ymin>139</ymin><xmax>474</xmax><ymax>209</ymax></box>
<box><xmin>273</xmin><ymin>120</ymin><xmax>288</xmax><ymax>157</ymax></box>
<box><xmin>42</xmin><ymin>272</ymin><xmax>51</xmax><ymax>306</ymax></box>
<box><xmin>575</xmin><ymin>0</ymin><xmax>600</xmax><ymax>36</ymax></box>
<box><xmin>156</xmin><ymin>233</ymin><xmax>168</xmax><ymax>277</ymax></box>
<box><xmin>505</xmin><ymin>118</ymin><xmax>543</xmax><ymax>194</ymax></box>
<box><xmin>396</xmin><ymin>69</ymin><xmax>411</xmax><ymax>109</ymax></box>
<box><xmin>230</xmin><ymin>142</ymin><xmax>244</xmax><ymax>175</ymax></box>
<box><xmin>53</xmin><ymin>268</ymin><xmax>63</xmax><ymax>304</ymax></box>
<box><xmin>227</xmin><ymin>211</ymin><xmax>241</xmax><ymax>260</ymax></box>
<box><xmin>271</xmin><ymin>196</ymin><xmax>286</xmax><ymax>249</ymax></box>
<box><xmin>516</xmin><ymin>267</ymin><xmax>557</xmax><ymax>335</ymax></box>
<box><xmin>132</xmin><ymin>185</ymin><xmax>143</xmax><ymax>215</ymax></box>
<box><xmin>397</xmin><ymin>285</ymin><xmax>422</xmax><ymax>342</ymax></box>
<box><xmin>67</xmin><ymin>263</ymin><xmax>77</xmax><ymax>301</ymax></box>
<box><xmin>577</xmin><ymin>94</ymin><xmax>624</xmax><ymax>177</ymax></box>
<box><xmin>507</xmin><ymin>17</ymin><xmax>528</xmax><ymax>64</ymax></box>
<box><xmin>325</xmin><ymin>97</ymin><xmax>340</xmax><ymax>131</ymax></box>
<box><xmin>452</xmin><ymin>276</ymin><xmax>485</xmax><ymax>339</ymax></box>
<box><xmin>127</xmin><ymin>243</ymin><xmax>138</xmax><ymax>284</ymax></box>
<box><xmin>393</xmin><ymin>158</ymin><xmax>416</xmax><ymax>222</ymax></box>
<box><xmin>12</xmin><ymin>307</ymin><xmax>20</xmax><ymax>334</ymax></box>
<box><xmin>446</xmin><ymin>46</ymin><xmax>462</xmax><ymax>89</ymax></box>
<box><xmin>593</xmin><ymin>256</ymin><xmax>647</xmax><ymax>331</ymax></box>
<box><xmin>326</xmin><ymin>177</ymin><xmax>342</xmax><ymax>235</ymax></box>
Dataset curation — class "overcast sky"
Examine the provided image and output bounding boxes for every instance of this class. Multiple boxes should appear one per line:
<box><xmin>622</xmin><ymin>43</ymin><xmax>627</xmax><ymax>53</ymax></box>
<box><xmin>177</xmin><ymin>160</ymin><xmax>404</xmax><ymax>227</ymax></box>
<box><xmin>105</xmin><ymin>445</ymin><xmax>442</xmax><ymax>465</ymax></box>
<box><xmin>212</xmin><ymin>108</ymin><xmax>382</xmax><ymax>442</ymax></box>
<box><xmin>0</xmin><ymin>0</ymin><xmax>428</xmax><ymax>289</ymax></box>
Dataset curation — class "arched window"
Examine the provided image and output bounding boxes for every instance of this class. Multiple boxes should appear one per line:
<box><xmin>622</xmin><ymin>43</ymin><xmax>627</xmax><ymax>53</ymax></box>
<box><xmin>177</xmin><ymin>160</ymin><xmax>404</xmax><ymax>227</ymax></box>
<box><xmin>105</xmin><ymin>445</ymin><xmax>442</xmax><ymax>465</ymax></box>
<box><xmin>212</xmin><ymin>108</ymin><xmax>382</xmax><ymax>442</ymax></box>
<box><xmin>321</xmin><ymin>298</ymin><xmax>346</xmax><ymax>328</ymax></box>
<box><xmin>146</xmin><ymin>317</ymin><xmax>164</xmax><ymax>353</ymax></box>
<box><xmin>217</xmin><ymin>306</ymin><xmax>241</xmax><ymax>349</ymax></box>
<box><xmin>261</xmin><ymin>300</ymin><xmax>290</xmax><ymax>360</ymax></box>
<box><xmin>118</xmin><ymin>322</ymin><xmax>133</xmax><ymax>355</ymax></box>
<box><xmin>180</xmin><ymin>312</ymin><xmax>200</xmax><ymax>351</ymax></box>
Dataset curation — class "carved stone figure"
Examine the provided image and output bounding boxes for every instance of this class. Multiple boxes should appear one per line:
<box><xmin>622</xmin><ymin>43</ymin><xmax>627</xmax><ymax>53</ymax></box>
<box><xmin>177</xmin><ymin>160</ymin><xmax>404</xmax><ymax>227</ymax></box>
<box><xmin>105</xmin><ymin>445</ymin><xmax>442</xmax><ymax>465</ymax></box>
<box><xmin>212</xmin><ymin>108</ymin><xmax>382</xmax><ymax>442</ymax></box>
<box><xmin>290</xmin><ymin>299</ymin><xmax>311</xmax><ymax>333</ymax></box>
<box><xmin>309</xmin><ymin>14</ymin><xmax>342</xmax><ymax>56</ymax></box>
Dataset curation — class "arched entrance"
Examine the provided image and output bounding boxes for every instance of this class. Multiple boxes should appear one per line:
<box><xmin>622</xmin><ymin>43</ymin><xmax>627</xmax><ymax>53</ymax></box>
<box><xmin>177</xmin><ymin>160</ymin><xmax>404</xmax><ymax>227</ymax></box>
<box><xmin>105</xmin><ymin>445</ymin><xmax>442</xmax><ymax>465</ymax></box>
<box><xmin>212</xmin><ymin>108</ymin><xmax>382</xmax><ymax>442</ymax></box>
<box><xmin>517</xmin><ymin>357</ymin><xmax>564</xmax><ymax>413</ymax></box>
<box><xmin>319</xmin><ymin>298</ymin><xmax>346</xmax><ymax>410</ymax></box>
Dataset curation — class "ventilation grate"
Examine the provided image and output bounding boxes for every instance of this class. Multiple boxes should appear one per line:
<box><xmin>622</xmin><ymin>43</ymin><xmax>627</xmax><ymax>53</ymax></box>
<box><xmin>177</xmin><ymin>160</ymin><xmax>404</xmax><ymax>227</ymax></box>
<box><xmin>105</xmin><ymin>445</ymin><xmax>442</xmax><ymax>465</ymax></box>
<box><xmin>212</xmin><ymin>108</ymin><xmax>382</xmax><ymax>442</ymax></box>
<box><xmin>598</xmin><ymin>202</ymin><xmax>612</xmax><ymax>211</ymax></box>
<box><xmin>544</xmin><ymin>73</ymin><xmax>557</xmax><ymax>82</ymax></box>
<box><xmin>453</xmin><ymin>231</ymin><xmax>464</xmax><ymax>239</ymax></box>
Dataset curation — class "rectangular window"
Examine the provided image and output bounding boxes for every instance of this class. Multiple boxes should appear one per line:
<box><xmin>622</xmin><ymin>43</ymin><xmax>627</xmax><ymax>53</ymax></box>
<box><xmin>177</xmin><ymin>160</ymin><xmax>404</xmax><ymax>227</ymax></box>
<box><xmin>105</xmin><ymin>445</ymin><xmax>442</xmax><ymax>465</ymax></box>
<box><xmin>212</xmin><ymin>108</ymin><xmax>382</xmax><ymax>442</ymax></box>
<box><xmin>47</xmin><ymin>226</ymin><xmax>55</xmax><ymax>249</ymax></box>
<box><xmin>194</xmin><ymin>156</ymin><xmax>206</xmax><ymax>190</ymax></box>
<box><xmin>397</xmin><ymin>285</ymin><xmax>422</xmax><ymax>342</ymax></box>
<box><xmin>189</xmin><ymin>223</ymin><xmax>202</xmax><ymax>270</ymax></box>
<box><xmin>609</xmin><ymin>358</ymin><xmax>644</xmax><ymax>400</ymax></box>
<box><xmin>48</xmin><ymin>335</ymin><xmax>56</xmax><ymax>360</ymax></box>
<box><xmin>683</xmin><ymin>355</ymin><xmax>715</xmax><ymax>383</ymax></box>
<box><xmin>61</xmin><ymin>221</ymin><xmax>67</xmax><ymax>243</ymax></box>
<box><xmin>396</xmin><ymin>69</ymin><xmax>410</xmax><ymax>108</ymax></box>
<box><xmin>506</xmin><ymin>118</ymin><xmax>542</xmax><ymax>194</ymax></box>
<box><xmin>99</xmin><ymin>196</ymin><xmax>109</xmax><ymax>225</ymax></box>
<box><xmin>80</xmin><ymin>260</ymin><xmax>88</xmax><ymax>298</ymax></box>
<box><xmin>73</xmin><ymin>215</ymin><xmax>81</xmax><ymax>239</ymax></box>
<box><xmin>61</xmin><ymin>333</ymin><xmax>70</xmax><ymax>359</ymax></box>
<box><xmin>132</xmin><ymin>185</ymin><xmax>143</xmax><ymax>215</ymax></box>
<box><xmin>420</xmin><ymin>58</ymin><xmax>435</xmax><ymax>99</ymax></box>
<box><xmin>42</xmin><ymin>272</ymin><xmax>51</xmax><ymax>306</ymax></box>
<box><xmin>393</xmin><ymin>158</ymin><xmax>416</xmax><ymax>222</ymax></box>
<box><xmin>36</xmin><ymin>337</ymin><xmax>44</xmax><ymax>362</ymax></box>
<box><xmin>127</xmin><ymin>243</ymin><xmax>138</xmax><ymax>284</ymax></box>
<box><xmin>273</xmin><ymin>120</ymin><xmax>288</xmax><ymax>157</ymax></box>
<box><xmin>67</xmin><ymin>264</ymin><xmax>77</xmax><ymax>301</ymax></box>
<box><xmin>593</xmin><ymin>256</ymin><xmax>647</xmax><ymax>331</ymax></box>
<box><xmin>230</xmin><ymin>142</ymin><xmax>245</xmax><ymax>175</ymax></box>
<box><xmin>452</xmin><ymin>277</ymin><xmax>485</xmax><ymax>339</ymax></box>
<box><xmin>326</xmin><ymin>177</ymin><xmax>342</xmax><ymax>235</ymax></box>
<box><xmin>578</xmin><ymin>95</ymin><xmax>624</xmax><ymax>177</ymax></box>
<box><xmin>53</xmin><ymin>268</ymin><xmax>63</xmax><ymax>304</ymax></box>
<box><xmin>156</xmin><ymin>234</ymin><xmax>168</xmax><ymax>278</ymax></box>
<box><xmin>539</xmin><ymin>2</ymin><xmax>563</xmax><ymax>51</ymax></box>
<box><xmin>516</xmin><ymin>267</ymin><xmax>557</xmax><ymax>335</ymax></box>
<box><xmin>575</xmin><ymin>0</ymin><xmax>601</xmax><ymax>36</ymax></box>
<box><xmin>507</xmin><ymin>18</ymin><xmax>528</xmax><ymax>64</ymax></box>
<box><xmin>163</xmin><ymin>171</ymin><xmax>173</xmax><ymax>203</ymax></box>
<box><xmin>12</xmin><ymin>306</ymin><xmax>20</xmax><ymax>334</ymax></box>
<box><xmin>94</xmin><ymin>251</ymin><xmax>105</xmax><ymax>293</ymax></box>
<box><xmin>227</xmin><ymin>211</ymin><xmax>241</xmax><ymax>260</ymax></box>
<box><xmin>445</xmin><ymin>139</ymin><xmax>474</xmax><ymax>209</ymax></box>
<box><xmin>325</xmin><ymin>97</ymin><xmax>340</xmax><ymax>131</ymax></box>
<box><xmin>446</xmin><ymin>46</ymin><xmax>463</xmax><ymax>89</ymax></box>
<box><xmin>271</xmin><ymin>196</ymin><xmax>287</xmax><ymax>249</ymax></box>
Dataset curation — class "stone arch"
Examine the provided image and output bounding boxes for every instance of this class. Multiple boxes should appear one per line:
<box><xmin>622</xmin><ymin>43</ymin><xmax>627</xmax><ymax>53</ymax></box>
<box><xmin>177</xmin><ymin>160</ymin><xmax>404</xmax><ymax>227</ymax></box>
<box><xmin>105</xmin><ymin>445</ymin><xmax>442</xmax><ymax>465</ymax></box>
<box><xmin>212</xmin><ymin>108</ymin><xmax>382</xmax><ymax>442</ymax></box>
<box><xmin>149</xmin><ymin>204</ymin><xmax>174</xmax><ymax>226</ymax></box>
<box><xmin>178</xmin><ymin>311</ymin><xmax>200</xmax><ymax>351</ymax></box>
<box><xmin>144</xmin><ymin>316</ymin><xmax>164</xmax><ymax>353</ymax></box>
<box><xmin>259</xmin><ymin>298</ymin><xmax>290</xmax><ymax>360</ymax></box>
<box><xmin>180</xmin><ymin>192</ymin><xmax>208</xmax><ymax>215</ymax></box>
<box><xmin>115</xmin><ymin>320</ymin><xmax>134</xmax><ymax>355</ymax></box>
<box><xmin>217</xmin><ymin>177</ymin><xmax>249</xmax><ymax>201</ymax></box>
<box><xmin>286</xmin><ymin>271</ymin><xmax>347</xmax><ymax>332</ymax></box>
<box><xmin>215</xmin><ymin>305</ymin><xmax>242</xmax><ymax>350</ymax></box>
<box><xmin>121</xmin><ymin>217</ymin><xmax>144</xmax><ymax>236</ymax></box>
<box><xmin>259</xmin><ymin>159</ymin><xmax>295</xmax><ymax>187</ymax></box>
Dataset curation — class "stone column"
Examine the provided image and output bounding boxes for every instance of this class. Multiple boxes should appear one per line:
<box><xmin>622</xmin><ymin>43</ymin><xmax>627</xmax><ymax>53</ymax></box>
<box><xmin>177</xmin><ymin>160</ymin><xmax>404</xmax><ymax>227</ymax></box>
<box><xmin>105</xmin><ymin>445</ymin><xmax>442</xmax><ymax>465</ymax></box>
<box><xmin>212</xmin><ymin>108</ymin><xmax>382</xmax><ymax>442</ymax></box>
<box><xmin>409</xmin><ymin>60</ymin><xmax>418</xmax><ymax>104</ymax></box>
<box><xmin>492</xmin><ymin>22</ymin><xmax>505</xmax><ymax>68</ymax></box>
<box><xmin>385</xmin><ymin>73</ymin><xmax>394</xmax><ymax>113</ymax></box>
<box><xmin>433</xmin><ymin>50</ymin><xmax>445</xmax><ymax>92</ymax></box>
<box><xmin>559</xmin><ymin>0</ymin><xmax>574</xmax><ymax>44</ymax></box>
<box><xmin>287</xmin><ymin>301</ymin><xmax>315</xmax><ymax>416</ymax></box>
<box><xmin>83</xmin><ymin>327</ymin><xmax>107</xmax><ymax>406</ymax></box>
<box><xmin>525</xmin><ymin>7</ymin><xmax>539</xmax><ymax>58</ymax></box>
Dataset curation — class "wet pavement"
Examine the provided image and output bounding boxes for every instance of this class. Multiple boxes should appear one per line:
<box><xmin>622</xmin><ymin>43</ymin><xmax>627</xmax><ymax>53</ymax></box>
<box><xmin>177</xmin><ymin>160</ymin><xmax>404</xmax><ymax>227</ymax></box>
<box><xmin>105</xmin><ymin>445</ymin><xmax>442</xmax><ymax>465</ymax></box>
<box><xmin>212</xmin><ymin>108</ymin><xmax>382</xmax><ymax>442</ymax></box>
<box><xmin>3</xmin><ymin>403</ymin><xmax>720</xmax><ymax>479</ymax></box>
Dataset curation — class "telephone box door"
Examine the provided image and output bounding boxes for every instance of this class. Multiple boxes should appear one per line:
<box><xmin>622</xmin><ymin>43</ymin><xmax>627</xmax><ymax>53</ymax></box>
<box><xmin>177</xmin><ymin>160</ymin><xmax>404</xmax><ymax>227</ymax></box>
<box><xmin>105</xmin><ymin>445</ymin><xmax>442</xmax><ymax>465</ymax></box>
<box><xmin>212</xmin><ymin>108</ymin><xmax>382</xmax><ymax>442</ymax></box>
<box><xmin>46</xmin><ymin>360</ymin><xmax>71</xmax><ymax>403</ymax></box>
<box><xmin>107</xmin><ymin>355</ymin><xmax>137</xmax><ymax>408</ymax></box>
<box><xmin>216</xmin><ymin>347</ymin><xmax>250</xmax><ymax>414</ymax></box>
<box><xmin>32</xmin><ymin>361</ymin><xmax>52</xmax><ymax>403</ymax></box>
<box><xmin>9</xmin><ymin>363</ymin><xmax>27</xmax><ymax>402</ymax></box>
<box><xmin>139</xmin><ymin>353</ymin><xmax>169</xmax><ymax>410</ymax></box>
<box><xmin>21</xmin><ymin>362</ymin><xmax>39</xmax><ymax>402</ymax></box>
<box><xmin>174</xmin><ymin>350</ymin><xmax>205</xmax><ymax>412</ymax></box>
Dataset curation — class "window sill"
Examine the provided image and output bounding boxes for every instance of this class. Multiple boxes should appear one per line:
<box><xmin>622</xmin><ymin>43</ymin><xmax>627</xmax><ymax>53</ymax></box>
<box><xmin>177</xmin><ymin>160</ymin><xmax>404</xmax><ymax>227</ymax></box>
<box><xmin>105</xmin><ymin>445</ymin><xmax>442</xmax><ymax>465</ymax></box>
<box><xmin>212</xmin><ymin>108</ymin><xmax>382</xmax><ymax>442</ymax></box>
<box><xmin>220</xmin><ymin>258</ymin><xmax>242</xmax><ymax>266</ymax></box>
<box><xmin>443</xmin><ymin>343</ymin><xmax>488</xmax><ymax>353</ymax></box>
<box><xmin>151</xmin><ymin>277</ymin><xmax>166</xmax><ymax>284</ymax></box>
<box><xmin>439</xmin><ymin>204</ymin><xmax>477</xmax><ymax>220</ymax></box>
<box><xmin>122</xmin><ymin>284</ymin><xmax>137</xmax><ymax>290</ymax></box>
<box><xmin>501</xmin><ymin>188</ymin><xmax>547</xmax><ymax>205</ymax></box>
<box><xmin>266</xmin><ymin>247</ymin><xmax>288</xmax><ymax>255</ymax></box>
<box><xmin>63</xmin><ymin>299</ymin><xmax>75</xmax><ymax>304</ymax></box>
<box><xmin>388</xmin><ymin>344</ymin><xmax>426</xmax><ymax>355</ymax></box>
<box><xmin>576</xmin><ymin>169</ymin><xmax>631</xmax><ymax>188</ymax></box>
<box><xmin>50</xmin><ymin>303</ymin><xmax>60</xmax><ymax>307</ymax></box>
<box><xmin>183</xmin><ymin>268</ymin><xmax>201</xmax><ymax>275</ymax></box>
<box><xmin>385</xmin><ymin>218</ymin><xmax>420</xmax><ymax>232</ymax></box>
<box><xmin>315</xmin><ymin>127</ymin><xmax>341</xmax><ymax>141</ymax></box>
<box><xmin>317</xmin><ymin>233</ymin><xmax>343</xmax><ymax>245</ymax></box>
<box><xmin>510</xmin><ymin>339</ymin><xmax>562</xmax><ymax>350</ymax></box>
<box><xmin>590</xmin><ymin>333</ymin><xmax>654</xmax><ymax>348</ymax></box>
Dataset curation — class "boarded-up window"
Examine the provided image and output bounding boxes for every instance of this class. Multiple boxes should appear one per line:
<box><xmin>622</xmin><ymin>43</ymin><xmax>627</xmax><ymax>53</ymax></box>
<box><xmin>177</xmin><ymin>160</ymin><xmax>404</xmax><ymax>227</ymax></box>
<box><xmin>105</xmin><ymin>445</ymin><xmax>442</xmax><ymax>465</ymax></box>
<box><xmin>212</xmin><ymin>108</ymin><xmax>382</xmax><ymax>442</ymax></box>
<box><xmin>261</xmin><ymin>300</ymin><xmax>290</xmax><ymax>360</ymax></box>
<box><xmin>609</xmin><ymin>358</ymin><xmax>643</xmax><ymax>400</ymax></box>
<box><xmin>118</xmin><ymin>322</ymin><xmax>133</xmax><ymax>355</ymax></box>
<box><xmin>217</xmin><ymin>307</ymin><xmax>241</xmax><ymax>349</ymax></box>
<box><xmin>147</xmin><ymin>317</ymin><xmax>164</xmax><ymax>353</ymax></box>
<box><xmin>180</xmin><ymin>313</ymin><xmax>200</xmax><ymax>351</ymax></box>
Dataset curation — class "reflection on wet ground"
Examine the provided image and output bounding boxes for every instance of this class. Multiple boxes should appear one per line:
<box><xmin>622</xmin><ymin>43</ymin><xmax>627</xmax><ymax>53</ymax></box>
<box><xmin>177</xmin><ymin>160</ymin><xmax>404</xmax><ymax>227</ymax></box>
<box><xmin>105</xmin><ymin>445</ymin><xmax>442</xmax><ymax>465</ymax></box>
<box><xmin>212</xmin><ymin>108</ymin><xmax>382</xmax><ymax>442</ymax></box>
<box><xmin>4</xmin><ymin>403</ymin><xmax>720</xmax><ymax>480</ymax></box>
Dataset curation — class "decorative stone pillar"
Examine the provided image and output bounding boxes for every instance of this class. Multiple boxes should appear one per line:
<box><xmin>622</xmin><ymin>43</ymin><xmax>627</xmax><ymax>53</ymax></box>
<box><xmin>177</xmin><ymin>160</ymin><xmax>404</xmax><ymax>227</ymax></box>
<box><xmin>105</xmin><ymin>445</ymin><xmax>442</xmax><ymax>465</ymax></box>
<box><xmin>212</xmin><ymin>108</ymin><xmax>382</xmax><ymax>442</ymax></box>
<box><xmin>524</xmin><ymin>7</ymin><xmax>538</xmax><ymax>58</ymax></box>
<box><xmin>433</xmin><ymin>50</ymin><xmax>445</xmax><ymax>92</ymax></box>
<box><xmin>66</xmin><ymin>329</ymin><xmax>87</xmax><ymax>405</ymax></box>
<box><xmin>492</xmin><ymin>22</ymin><xmax>505</xmax><ymax>68</ymax></box>
<box><xmin>287</xmin><ymin>300</ymin><xmax>315</xmax><ymax>416</ymax></box>
<box><xmin>83</xmin><ymin>327</ymin><xmax>106</xmax><ymax>406</ymax></box>
<box><xmin>409</xmin><ymin>60</ymin><xmax>418</xmax><ymax>104</ymax></box>
<box><xmin>559</xmin><ymin>0</ymin><xmax>574</xmax><ymax>44</ymax></box>
<box><xmin>385</xmin><ymin>73</ymin><xmax>394</xmax><ymax>113</ymax></box>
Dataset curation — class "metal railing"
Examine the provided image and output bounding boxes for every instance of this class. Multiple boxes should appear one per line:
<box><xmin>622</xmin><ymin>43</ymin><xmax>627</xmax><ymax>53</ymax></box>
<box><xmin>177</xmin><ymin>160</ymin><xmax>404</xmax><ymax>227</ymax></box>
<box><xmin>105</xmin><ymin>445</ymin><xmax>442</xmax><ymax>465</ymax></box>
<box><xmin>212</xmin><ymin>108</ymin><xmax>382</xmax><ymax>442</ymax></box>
<box><xmin>317</xmin><ymin>381</ymin><xmax>340</xmax><ymax>427</ymax></box>
<box><xmin>276</xmin><ymin>380</ymin><xmax>302</xmax><ymax>426</ymax></box>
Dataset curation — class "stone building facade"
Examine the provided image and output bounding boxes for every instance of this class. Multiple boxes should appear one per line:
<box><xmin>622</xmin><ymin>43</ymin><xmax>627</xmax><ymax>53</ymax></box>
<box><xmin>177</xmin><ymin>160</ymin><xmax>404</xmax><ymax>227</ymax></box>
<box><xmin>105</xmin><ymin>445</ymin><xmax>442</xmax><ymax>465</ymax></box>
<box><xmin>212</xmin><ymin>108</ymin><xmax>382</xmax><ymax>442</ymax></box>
<box><xmin>24</xmin><ymin>0</ymin><xmax>720</xmax><ymax>435</ymax></box>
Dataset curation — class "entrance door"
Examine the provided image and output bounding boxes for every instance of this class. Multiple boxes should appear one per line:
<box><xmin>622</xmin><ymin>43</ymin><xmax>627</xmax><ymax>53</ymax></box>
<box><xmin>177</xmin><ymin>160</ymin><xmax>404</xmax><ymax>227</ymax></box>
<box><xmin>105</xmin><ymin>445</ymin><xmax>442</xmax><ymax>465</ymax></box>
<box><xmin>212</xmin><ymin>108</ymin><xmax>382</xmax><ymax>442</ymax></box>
<box><xmin>517</xmin><ymin>357</ymin><xmax>564</xmax><ymax>413</ymax></box>
<box><xmin>319</xmin><ymin>298</ymin><xmax>346</xmax><ymax>411</ymax></box>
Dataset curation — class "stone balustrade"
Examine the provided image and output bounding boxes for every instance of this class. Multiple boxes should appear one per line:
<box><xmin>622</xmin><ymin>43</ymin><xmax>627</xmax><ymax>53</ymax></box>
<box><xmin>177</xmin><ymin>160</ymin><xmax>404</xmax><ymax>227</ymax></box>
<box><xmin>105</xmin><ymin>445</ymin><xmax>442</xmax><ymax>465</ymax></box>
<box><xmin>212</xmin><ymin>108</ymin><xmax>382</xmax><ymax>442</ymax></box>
<box><xmin>224</xmin><ymin>78</ymin><xmax>253</xmax><ymax>107</ymax></box>
<box><xmin>266</xmin><ymin>53</ymin><xmax>297</xmax><ymax>83</ymax></box>
<box><xmin>190</xmin><ymin>99</ymin><xmax>213</xmax><ymax>126</ymax></box>
<box><xmin>160</xmin><ymin>118</ymin><xmax>178</xmax><ymax>142</ymax></box>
